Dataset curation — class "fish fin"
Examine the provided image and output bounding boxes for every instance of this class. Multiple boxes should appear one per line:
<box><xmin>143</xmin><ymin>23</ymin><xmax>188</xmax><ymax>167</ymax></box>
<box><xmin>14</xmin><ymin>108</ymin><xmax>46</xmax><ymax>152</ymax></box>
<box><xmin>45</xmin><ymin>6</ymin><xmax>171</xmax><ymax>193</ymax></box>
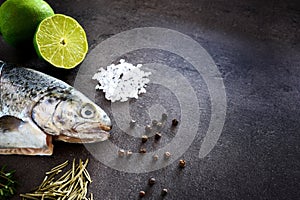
<box><xmin>0</xmin><ymin>135</ymin><xmax>53</xmax><ymax>156</ymax></box>
<box><xmin>0</xmin><ymin>116</ymin><xmax>53</xmax><ymax>156</ymax></box>
<box><xmin>0</xmin><ymin>115</ymin><xmax>23</xmax><ymax>132</ymax></box>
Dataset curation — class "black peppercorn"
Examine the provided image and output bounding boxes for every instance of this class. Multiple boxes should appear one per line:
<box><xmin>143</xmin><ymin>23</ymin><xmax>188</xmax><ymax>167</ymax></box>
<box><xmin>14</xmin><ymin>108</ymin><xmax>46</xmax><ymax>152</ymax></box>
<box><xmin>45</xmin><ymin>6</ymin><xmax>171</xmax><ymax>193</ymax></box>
<box><xmin>161</xmin><ymin>113</ymin><xmax>168</xmax><ymax>121</ymax></box>
<box><xmin>179</xmin><ymin>159</ymin><xmax>186</xmax><ymax>168</ymax></box>
<box><xmin>152</xmin><ymin>120</ymin><xmax>158</xmax><ymax>126</ymax></box>
<box><xmin>129</xmin><ymin>120</ymin><xmax>136</xmax><ymax>127</ymax></box>
<box><xmin>155</xmin><ymin>132</ymin><xmax>162</xmax><ymax>140</ymax></box>
<box><xmin>141</xmin><ymin>135</ymin><xmax>148</xmax><ymax>143</ymax></box>
<box><xmin>139</xmin><ymin>148</ymin><xmax>147</xmax><ymax>154</ymax></box>
<box><xmin>139</xmin><ymin>191</ymin><xmax>146</xmax><ymax>197</ymax></box>
<box><xmin>172</xmin><ymin>119</ymin><xmax>179</xmax><ymax>126</ymax></box>
<box><xmin>148</xmin><ymin>177</ymin><xmax>156</xmax><ymax>186</ymax></box>
<box><xmin>161</xmin><ymin>188</ymin><xmax>168</xmax><ymax>196</ymax></box>
<box><xmin>156</xmin><ymin>122</ymin><xmax>163</xmax><ymax>129</ymax></box>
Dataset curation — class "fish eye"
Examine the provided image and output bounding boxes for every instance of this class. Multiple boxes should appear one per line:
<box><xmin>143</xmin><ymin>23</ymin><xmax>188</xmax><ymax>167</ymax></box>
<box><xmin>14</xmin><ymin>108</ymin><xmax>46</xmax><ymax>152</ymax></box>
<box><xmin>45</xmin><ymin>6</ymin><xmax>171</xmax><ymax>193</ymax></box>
<box><xmin>80</xmin><ymin>104</ymin><xmax>95</xmax><ymax>119</ymax></box>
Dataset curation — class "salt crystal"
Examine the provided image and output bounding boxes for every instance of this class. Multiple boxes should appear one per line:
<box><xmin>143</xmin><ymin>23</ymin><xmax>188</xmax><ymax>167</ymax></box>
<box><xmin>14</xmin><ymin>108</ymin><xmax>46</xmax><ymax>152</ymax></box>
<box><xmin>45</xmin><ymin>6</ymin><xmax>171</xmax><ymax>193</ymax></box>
<box><xmin>92</xmin><ymin>59</ymin><xmax>151</xmax><ymax>102</ymax></box>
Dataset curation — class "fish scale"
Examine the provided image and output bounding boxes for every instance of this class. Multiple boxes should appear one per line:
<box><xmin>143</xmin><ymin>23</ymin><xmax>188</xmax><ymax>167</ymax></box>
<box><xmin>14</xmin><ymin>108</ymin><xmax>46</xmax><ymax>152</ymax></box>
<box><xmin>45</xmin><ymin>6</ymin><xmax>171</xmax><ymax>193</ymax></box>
<box><xmin>0</xmin><ymin>61</ymin><xmax>70</xmax><ymax>119</ymax></box>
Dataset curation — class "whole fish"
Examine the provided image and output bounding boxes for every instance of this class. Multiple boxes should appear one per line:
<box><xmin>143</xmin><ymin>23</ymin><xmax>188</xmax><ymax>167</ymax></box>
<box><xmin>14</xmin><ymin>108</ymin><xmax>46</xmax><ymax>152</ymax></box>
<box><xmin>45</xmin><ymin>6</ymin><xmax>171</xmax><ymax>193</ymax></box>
<box><xmin>0</xmin><ymin>61</ymin><xmax>111</xmax><ymax>155</ymax></box>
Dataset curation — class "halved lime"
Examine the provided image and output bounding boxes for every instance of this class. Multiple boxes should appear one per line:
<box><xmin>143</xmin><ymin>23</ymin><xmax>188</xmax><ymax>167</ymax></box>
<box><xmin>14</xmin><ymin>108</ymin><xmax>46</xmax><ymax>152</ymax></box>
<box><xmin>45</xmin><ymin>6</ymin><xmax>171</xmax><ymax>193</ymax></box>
<box><xmin>34</xmin><ymin>14</ymin><xmax>88</xmax><ymax>69</ymax></box>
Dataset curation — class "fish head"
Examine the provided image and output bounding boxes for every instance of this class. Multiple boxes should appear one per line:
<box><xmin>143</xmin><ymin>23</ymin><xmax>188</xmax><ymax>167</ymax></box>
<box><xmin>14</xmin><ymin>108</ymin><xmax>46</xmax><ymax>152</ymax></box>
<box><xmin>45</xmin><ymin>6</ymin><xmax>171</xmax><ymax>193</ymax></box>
<box><xmin>32</xmin><ymin>90</ymin><xmax>111</xmax><ymax>143</ymax></box>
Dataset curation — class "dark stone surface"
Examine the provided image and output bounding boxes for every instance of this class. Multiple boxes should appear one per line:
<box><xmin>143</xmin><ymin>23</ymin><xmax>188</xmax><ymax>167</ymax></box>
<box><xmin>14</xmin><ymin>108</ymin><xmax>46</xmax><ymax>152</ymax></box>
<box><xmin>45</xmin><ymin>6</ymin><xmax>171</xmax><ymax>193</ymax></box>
<box><xmin>0</xmin><ymin>0</ymin><xmax>300</xmax><ymax>199</ymax></box>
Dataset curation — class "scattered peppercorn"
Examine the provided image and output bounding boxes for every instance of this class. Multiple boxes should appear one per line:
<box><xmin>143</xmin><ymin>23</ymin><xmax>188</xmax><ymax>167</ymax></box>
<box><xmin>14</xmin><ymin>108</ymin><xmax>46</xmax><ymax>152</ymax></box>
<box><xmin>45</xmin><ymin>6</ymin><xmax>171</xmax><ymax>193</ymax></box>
<box><xmin>164</xmin><ymin>152</ymin><xmax>171</xmax><ymax>158</ymax></box>
<box><xmin>161</xmin><ymin>113</ymin><xmax>168</xmax><ymax>121</ymax></box>
<box><xmin>152</xmin><ymin>120</ymin><xmax>158</xmax><ymax>127</ymax></box>
<box><xmin>127</xmin><ymin>150</ymin><xmax>133</xmax><ymax>156</ymax></box>
<box><xmin>139</xmin><ymin>191</ymin><xmax>146</xmax><ymax>197</ymax></box>
<box><xmin>179</xmin><ymin>159</ymin><xmax>186</xmax><ymax>168</ymax></box>
<box><xmin>161</xmin><ymin>188</ymin><xmax>168</xmax><ymax>196</ymax></box>
<box><xmin>118</xmin><ymin>149</ymin><xmax>125</xmax><ymax>157</ymax></box>
<box><xmin>156</xmin><ymin>122</ymin><xmax>163</xmax><ymax>129</ymax></box>
<box><xmin>172</xmin><ymin>119</ymin><xmax>179</xmax><ymax>126</ymax></box>
<box><xmin>148</xmin><ymin>177</ymin><xmax>156</xmax><ymax>186</ymax></box>
<box><xmin>155</xmin><ymin>132</ymin><xmax>162</xmax><ymax>140</ymax></box>
<box><xmin>139</xmin><ymin>148</ymin><xmax>147</xmax><ymax>154</ymax></box>
<box><xmin>141</xmin><ymin>135</ymin><xmax>148</xmax><ymax>143</ymax></box>
<box><xmin>129</xmin><ymin>120</ymin><xmax>136</xmax><ymax>127</ymax></box>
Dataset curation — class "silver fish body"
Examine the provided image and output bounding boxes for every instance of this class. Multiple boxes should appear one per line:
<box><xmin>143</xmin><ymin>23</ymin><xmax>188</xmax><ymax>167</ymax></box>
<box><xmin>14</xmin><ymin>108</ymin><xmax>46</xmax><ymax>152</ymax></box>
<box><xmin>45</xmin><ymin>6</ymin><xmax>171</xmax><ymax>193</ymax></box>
<box><xmin>0</xmin><ymin>61</ymin><xmax>111</xmax><ymax>155</ymax></box>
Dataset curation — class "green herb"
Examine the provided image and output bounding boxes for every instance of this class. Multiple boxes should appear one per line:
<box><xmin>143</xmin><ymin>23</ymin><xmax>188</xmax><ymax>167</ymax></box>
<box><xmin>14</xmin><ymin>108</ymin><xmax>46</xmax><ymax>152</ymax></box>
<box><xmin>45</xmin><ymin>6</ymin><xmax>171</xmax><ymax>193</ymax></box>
<box><xmin>0</xmin><ymin>165</ymin><xmax>17</xmax><ymax>200</ymax></box>
<box><xmin>20</xmin><ymin>159</ymin><xmax>93</xmax><ymax>200</ymax></box>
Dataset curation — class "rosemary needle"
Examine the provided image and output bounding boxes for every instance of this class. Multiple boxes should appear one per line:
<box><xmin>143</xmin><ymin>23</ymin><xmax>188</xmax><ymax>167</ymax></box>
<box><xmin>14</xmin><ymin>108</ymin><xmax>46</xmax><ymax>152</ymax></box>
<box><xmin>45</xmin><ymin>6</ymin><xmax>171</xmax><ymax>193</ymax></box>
<box><xmin>20</xmin><ymin>159</ymin><xmax>93</xmax><ymax>200</ymax></box>
<box><xmin>0</xmin><ymin>166</ymin><xmax>17</xmax><ymax>200</ymax></box>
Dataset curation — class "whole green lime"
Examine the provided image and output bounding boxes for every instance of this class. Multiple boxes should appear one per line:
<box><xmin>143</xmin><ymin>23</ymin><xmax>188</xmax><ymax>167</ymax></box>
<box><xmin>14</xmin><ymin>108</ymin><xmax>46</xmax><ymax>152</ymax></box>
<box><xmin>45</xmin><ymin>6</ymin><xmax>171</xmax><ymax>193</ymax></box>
<box><xmin>0</xmin><ymin>0</ymin><xmax>54</xmax><ymax>46</ymax></box>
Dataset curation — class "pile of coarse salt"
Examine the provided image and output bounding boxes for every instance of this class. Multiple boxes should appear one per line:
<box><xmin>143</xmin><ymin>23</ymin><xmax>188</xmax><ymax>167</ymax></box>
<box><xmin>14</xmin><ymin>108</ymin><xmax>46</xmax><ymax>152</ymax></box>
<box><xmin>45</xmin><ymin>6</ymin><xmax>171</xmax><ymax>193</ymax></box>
<box><xmin>92</xmin><ymin>59</ymin><xmax>151</xmax><ymax>102</ymax></box>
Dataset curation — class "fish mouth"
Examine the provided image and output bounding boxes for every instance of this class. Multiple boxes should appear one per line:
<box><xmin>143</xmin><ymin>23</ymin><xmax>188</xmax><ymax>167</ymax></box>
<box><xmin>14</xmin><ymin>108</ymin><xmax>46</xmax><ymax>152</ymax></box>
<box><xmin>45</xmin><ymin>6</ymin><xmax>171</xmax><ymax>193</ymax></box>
<box><xmin>55</xmin><ymin>123</ymin><xmax>111</xmax><ymax>143</ymax></box>
<box><xmin>55</xmin><ymin>132</ymin><xmax>110</xmax><ymax>143</ymax></box>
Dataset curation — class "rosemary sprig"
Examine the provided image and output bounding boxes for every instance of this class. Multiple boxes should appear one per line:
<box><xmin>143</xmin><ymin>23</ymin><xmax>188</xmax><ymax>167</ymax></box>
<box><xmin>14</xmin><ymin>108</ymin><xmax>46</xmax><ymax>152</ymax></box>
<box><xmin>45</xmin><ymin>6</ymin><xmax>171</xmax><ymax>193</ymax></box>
<box><xmin>0</xmin><ymin>165</ymin><xmax>17</xmax><ymax>200</ymax></box>
<box><xmin>20</xmin><ymin>159</ymin><xmax>93</xmax><ymax>200</ymax></box>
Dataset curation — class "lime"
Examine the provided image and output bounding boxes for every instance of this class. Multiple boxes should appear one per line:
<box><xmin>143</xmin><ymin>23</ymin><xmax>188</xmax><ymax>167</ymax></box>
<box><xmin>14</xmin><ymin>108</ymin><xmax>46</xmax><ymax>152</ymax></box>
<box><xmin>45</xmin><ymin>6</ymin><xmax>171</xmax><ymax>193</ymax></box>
<box><xmin>0</xmin><ymin>0</ymin><xmax>54</xmax><ymax>46</ymax></box>
<box><xmin>33</xmin><ymin>14</ymin><xmax>88</xmax><ymax>69</ymax></box>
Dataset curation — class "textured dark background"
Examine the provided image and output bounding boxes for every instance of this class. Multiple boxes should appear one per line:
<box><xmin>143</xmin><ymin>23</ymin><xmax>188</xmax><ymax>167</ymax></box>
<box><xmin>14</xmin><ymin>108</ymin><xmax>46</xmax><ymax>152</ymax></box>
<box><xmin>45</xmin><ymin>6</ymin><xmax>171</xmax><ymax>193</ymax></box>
<box><xmin>0</xmin><ymin>0</ymin><xmax>300</xmax><ymax>199</ymax></box>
